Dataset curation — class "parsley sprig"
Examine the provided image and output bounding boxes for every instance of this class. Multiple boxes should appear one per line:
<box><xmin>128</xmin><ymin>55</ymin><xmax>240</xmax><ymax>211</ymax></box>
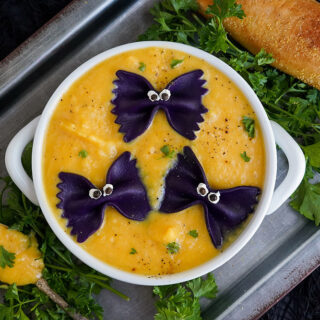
<box><xmin>153</xmin><ymin>273</ymin><xmax>218</xmax><ymax>319</ymax></box>
<box><xmin>140</xmin><ymin>0</ymin><xmax>320</xmax><ymax>226</ymax></box>
<box><xmin>0</xmin><ymin>245</ymin><xmax>15</xmax><ymax>269</ymax></box>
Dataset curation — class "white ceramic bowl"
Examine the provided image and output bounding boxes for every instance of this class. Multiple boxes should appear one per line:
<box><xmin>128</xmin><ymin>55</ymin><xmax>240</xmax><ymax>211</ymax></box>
<box><xmin>5</xmin><ymin>41</ymin><xmax>305</xmax><ymax>286</ymax></box>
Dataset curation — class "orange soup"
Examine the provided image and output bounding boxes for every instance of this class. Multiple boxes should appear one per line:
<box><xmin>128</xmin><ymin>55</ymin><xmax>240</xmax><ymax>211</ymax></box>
<box><xmin>43</xmin><ymin>47</ymin><xmax>265</xmax><ymax>275</ymax></box>
<box><xmin>0</xmin><ymin>224</ymin><xmax>44</xmax><ymax>285</ymax></box>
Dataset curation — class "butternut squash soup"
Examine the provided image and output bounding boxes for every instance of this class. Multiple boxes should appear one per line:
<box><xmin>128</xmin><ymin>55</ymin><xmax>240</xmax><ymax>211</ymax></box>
<box><xmin>43</xmin><ymin>47</ymin><xmax>265</xmax><ymax>275</ymax></box>
<box><xmin>0</xmin><ymin>224</ymin><xmax>44</xmax><ymax>286</ymax></box>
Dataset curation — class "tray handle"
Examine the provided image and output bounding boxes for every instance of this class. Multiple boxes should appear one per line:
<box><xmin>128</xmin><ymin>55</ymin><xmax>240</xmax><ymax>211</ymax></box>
<box><xmin>267</xmin><ymin>121</ymin><xmax>305</xmax><ymax>215</ymax></box>
<box><xmin>5</xmin><ymin>116</ymin><xmax>40</xmax><ymax>205</ymax></box>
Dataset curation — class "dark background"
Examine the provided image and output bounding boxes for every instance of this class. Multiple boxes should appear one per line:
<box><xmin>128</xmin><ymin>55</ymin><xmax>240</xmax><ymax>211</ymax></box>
<box><xmin>1</xmin><ymin>0</ymin><xmax>320</xmax><ymax>319</ymax></box>
<box><xmin>0</xmin><ymin>0</ymin><xmax>71</xmax><ymax>61</ymax></box>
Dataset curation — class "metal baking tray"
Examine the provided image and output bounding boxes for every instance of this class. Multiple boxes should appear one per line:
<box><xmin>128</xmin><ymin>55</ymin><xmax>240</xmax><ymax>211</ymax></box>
<box><xmin>1</xmin><ymin>0</ymin><xmax>319</xmax><ymax>319</ymax></box>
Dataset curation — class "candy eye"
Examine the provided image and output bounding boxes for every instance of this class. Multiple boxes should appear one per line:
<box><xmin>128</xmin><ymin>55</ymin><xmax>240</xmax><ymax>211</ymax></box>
<box><xmin>197</xmin><ymin>183</ymin><xmax>208</xmax><ymax>197</ymax></box>
<box><xmin>147</xmin><ymin>90</ymin><xmax>160</xmax><ymax>102</ymax></box>
<box><xmin>89</xmin><ymin>188</ymin><xmax>102</xmax><ymax>200</ymax></box>
<box><xmin>208</xmin><ymin>191</ymin><xmax>220</xmax><ymax>204</ymax></box>
<box><xmin>103</xmin><ymin>184</ymin><xmax>113</xmax><ymax>196</ymax></box>
<box><xmin>159</xmin><ymin>89</ymin><xmax>171</xmax><ymax>101</ymax></box>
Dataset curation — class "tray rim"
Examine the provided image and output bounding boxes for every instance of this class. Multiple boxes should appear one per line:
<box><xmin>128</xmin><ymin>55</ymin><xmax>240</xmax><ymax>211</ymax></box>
<box><xmin>204</xmin><ymin>226</ymin><xmax>320</xmax><ymax>320</ymax></box>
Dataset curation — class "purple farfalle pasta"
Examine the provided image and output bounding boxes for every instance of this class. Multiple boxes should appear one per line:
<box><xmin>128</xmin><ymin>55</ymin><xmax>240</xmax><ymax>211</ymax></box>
<box><xmin>57</xmin><ymin>152</ymin><xmax>151</xmax><ymax>243</ymax></box>
<box><xmin>111</xmin><ymin>70</ymin><xmax>208</xmax><ymax>142</ymax></box>
<box><xmin>159</xmin><ymin>147</ymin><xmax>260</xmax><ymax>248</ymax></box>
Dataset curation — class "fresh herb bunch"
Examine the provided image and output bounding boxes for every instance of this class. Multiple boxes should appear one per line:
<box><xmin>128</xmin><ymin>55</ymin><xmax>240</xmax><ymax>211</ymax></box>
<box><xmin>153</xmin><ymin>273</ymin><xmax>218</xmax><ymax>320</ymax></box>
<box><xmin>0</xmin><ymin>144</ymin><xmax>128</xmax><ymax>320</ymax></box>
<box><xmin>140</xmin><ymin>0</ymin><xmax>320</xmax><ymax>225</ymax></box>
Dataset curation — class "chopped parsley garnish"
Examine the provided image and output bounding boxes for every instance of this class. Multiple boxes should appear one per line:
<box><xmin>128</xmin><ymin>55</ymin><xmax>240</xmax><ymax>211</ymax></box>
<box><xmin>78</xmin><ymin>150</ymin><xmax>88</xmax><ymax>158</ymax></box>
<box><xmin>160</xmin><ymin>145</ymin><xmax>175</xmax><ymax>158</ymax></box>
<box><xmin>242</xmin><ymin>116</ymin><xmax>255</xmax><ymax>138</ymax></box>
<box><xmin>166</xmin><ymin>242</ymin><xmax>180</xmax><ymax>254</ymax></box>
<box><xmin>188</xmin><ymin>230</ymin><xmax>198</xmax><ymax>238</ymax></box>
<box><xmin>130</xmin><ymin>248</ymin><xmax>137</xmax><ymax>255</ymax></box>
<box><xmin>240</xmin><ymin>151</ymin><xmax>251</xmax><ymax>162</ymax></box>
<box><xmin>0</xmin><ymin>245</ymin><xmax>15</xmax><ymax>268</ymax></box>
<box><xmin>138</xmin><ymin>62</ymin><xmax>146</xmax><ymax>72</ymax></box>
<box><xmin>170</xmin><ymin>58</ymin><xmax>184</xmax><ymax>69</ymax></box>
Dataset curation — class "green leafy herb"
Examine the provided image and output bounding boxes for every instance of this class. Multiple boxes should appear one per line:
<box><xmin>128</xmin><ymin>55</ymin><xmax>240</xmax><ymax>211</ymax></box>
<box><xmin>153</xmin><ymin>273</ymin><xmax>218</xmax><ymax>319</ymax></box>
<box><xmin>166</xmin><ymin>242</ymin><xmax>180</xmax><ymax>254</ymax></box>
<box><xmin>188</xmin><ymin>230</ymin><xmax>198</xmax><ymax>238</ymax></box>
<box><xmin>21</xmin><ymin>141</ymin><xmax>33</xmax><ymax>178</ymax></box>
<box><xmin>254</xmin><ymin>48</ymin><xmax>275</xmax><ymax>66</ymax></box>
<box><xmin>130</xmin><ymin>248</ymin><xmax>137</xmax><ymax>255</ymax></box>
<box><xmin>302</xmin><ymin>142</ymin><xmax>320</xmax><ymax>168</ymax></box>
<box><xmin>140</xmin><ymin>0</ymin><xmax>320</xmax><ymax>225</ymax></box>
<box><xmin>140</xmin><ymin>0</ymin><xmax>244</xmax><ymax>55</ymax></box>
<box><xmin>160</xmin><ymin>145</ymin><xmax>175</xmax><ymax>158</ymax></box>
<box><xmin>242</xmin><ymin>116</ymin><xmax>255</xmax><ymax>138</ymax></box>
<box><xmin>206</xmin><ymin>0</ymin><xmax>245</xmax><ymax>21</ymax></box>
<box><xmin>170</xmin><ymin>58</ymin><xmax>184</xmax><ymax>68</ymax></box>
<box><xmin>0</xmin><ymin>245</ymin><xmax>15</xmax><ymax>268</ymax></box>
<box><xmin>138</xmin><ymin>62</ymin><xmax>146</xmax><ymax>72</ymax></box>
<box><xmin>290</xmin><ymin>178</ymin><xmax>320</xmax><ymax>226</ymax></box>
<box><xmin>240</xmin><ymin>151</ymin><xmax>250</xmax><ymax>162</ymax></box>
<box><xmin>78</xmin><ymin>150</ymin><xmax>88</xmax><ymax>158</ymax></box>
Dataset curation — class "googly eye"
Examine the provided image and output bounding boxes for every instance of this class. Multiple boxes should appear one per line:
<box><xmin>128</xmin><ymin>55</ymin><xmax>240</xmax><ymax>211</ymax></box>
<box><xmin>103</xmin><ymin>184</ymin><xmax>113</xmax><ymax>196</ymax></box>
<box><xmin>197</xmin><ymin>183</ymin><xmax>208</xmax><ymax>197</ymax></box>
<box><xmin>159</xmin><ymin>89</ymin><xmax>171</xmax><ymax>101</ymax></box>
<box><xmin>208</xmin><ymin>191</ymin><xmax>220</xmax><ymax>204</ymax></box>
<box><xmin>147</xmin><ymin>90</ymin><xmax>160</xmax><ymax>102</ymax></box>
<box><xmin>89</xmin><ymin>188</ymin><xmax>102</xmax><ymax>200</ymax></box>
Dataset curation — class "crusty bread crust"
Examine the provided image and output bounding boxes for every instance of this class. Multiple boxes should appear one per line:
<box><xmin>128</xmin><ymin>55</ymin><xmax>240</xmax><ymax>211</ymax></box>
<box><xmin>198</xmin><ymin>0</ymin><xmax>320</xmax><ymax>90</ymax></box>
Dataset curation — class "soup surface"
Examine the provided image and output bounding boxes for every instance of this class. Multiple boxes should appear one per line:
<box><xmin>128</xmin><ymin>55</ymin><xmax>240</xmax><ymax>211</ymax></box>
<box><xmin>43</xmin><ymin>47</ymin><xmax>265</xmax><ymax>275</ymax></box>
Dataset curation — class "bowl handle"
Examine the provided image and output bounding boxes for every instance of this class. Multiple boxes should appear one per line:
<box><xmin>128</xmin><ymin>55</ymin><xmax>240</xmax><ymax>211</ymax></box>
<box><xmin>4</xmin><ymin>117</ymin><xmax>306</xmax><ymax>213</ymax></box>
<box><xmin>267</xmin><ymin>121</ymin><xmax>305</xmax><ymax>215</ymax></box>
<box><xmin>5</xmin><ymin>116</ymin><xmax>40</xmax><ymax>205</ymax></box>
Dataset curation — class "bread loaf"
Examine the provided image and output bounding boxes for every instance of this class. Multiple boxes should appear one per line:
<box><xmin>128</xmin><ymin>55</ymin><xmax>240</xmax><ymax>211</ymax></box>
<box><xmin>198</xmin><ymin>0</ymin><xmax>320</xmax><ymax>90</ymax></box>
